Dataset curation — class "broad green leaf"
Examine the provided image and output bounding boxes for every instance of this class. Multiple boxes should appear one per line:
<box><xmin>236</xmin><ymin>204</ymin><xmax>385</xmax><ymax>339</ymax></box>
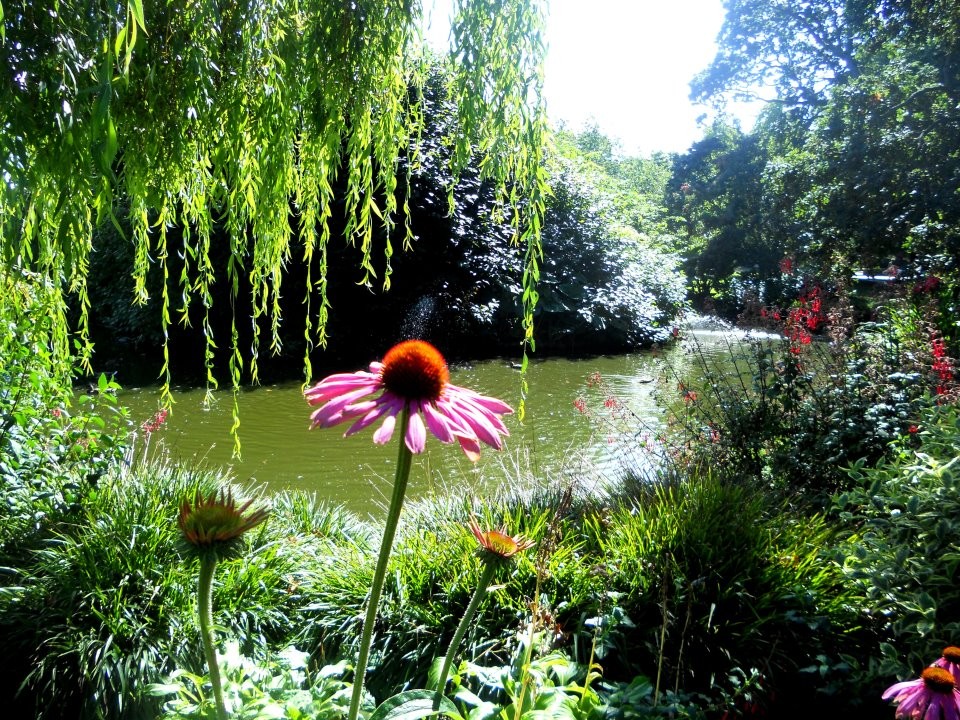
<box><xmin>368</xmin><ymin>690</ymin><xmax>465</xmax><ymax>720</ymax></box>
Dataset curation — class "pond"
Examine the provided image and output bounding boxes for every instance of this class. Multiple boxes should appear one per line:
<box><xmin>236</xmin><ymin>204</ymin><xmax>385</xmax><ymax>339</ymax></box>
<box><xmin>121</xmin><ymin>327</ymin><xmax>752</xmax><ymax>517</ymax></box>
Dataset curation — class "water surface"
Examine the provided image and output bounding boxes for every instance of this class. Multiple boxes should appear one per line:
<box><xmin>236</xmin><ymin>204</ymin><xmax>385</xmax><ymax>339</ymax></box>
<box><xmin>122</xmin><ymin>329</ymin><xmax>746</xmax><ymax>516</ymax></box>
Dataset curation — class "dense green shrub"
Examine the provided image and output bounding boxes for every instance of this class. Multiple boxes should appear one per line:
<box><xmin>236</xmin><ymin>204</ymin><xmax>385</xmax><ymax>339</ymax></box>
<box><xmin>662</xmin><ymin>317</ymin><xmax>933</xmax><ymax>505</ymax></box>
<box><xmin>0</xmin><ymin>268</ymin><xmax>129</xmax><ymax>556</ymax></box>
<box><xmin>582</xmin><ymin>473</ymin><xmax>861</xmax><ymax>713</ymax></box>
<box><xmin>0</xmin><ymin>437</ymin><xmax>874</xmax><ymax>720</ymax></box>
<box><xmin>291</xmin><ymin>468</ymin><xmax>861</xmax><ymax>716</ymax></box>
<box><xmin>150</xmin><ymin>642</ymin><xmax>353</xmax><ymax>720</ymax></box>
<box><xmin>834</xmin><ymin>403</ymin><xmax>960</xmax><ymax>689</ymax></box>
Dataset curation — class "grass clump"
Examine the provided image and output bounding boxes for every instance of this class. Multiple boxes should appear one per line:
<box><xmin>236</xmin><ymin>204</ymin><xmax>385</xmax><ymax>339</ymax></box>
<box><xmin>0</xmin><ymin>456</ymin><xmax>372</xmax><ymax>720</ymax></box>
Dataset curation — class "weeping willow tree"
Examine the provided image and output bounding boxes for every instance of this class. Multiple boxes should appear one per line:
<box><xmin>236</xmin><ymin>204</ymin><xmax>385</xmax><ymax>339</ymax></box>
<box><xmin>0</xmin><ymin>0</ymin><xmax>548</xmax><ymax>441</ymax></box>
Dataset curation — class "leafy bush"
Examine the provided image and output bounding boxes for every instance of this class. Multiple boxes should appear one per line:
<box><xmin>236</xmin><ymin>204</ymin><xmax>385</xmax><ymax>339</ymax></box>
<box><xmin>582</xmin><ymin>472</ymin><xmax>859</xmax><ymax>713</ymax></box>
<box><xmin>834</xmin><ymin>403</ymin><xmax>960</xmax><ymax>688</ymax></box>
<box><xmin>661</xmin><ymin>318</ymin><xmax>932</xmax><ymax>505</ymax></box>
<box><xmin>150</xmin><ymin>643</ymin><xmax>353</xmax><ymax>720</ymax></box>
<box><xmin>529</xmin><ymin>164</ymin><xmax>687</xmax><ymax>352</ymax></box>
<box><xmin>0</xmin><ymin>267</ymin><xmax>129</xmax><ymax>555</ymax></box>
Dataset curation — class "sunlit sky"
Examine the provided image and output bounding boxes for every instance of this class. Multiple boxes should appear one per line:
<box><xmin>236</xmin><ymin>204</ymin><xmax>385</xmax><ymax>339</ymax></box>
<box><xmin>423</xmin><ymin>0</ymin><xmax>764</xmax><ymax>156</ymax></box>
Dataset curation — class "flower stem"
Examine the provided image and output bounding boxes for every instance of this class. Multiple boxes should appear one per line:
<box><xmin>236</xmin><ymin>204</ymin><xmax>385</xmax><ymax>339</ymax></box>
<box><xmin>433</xmin><ymin>560</ymin><xmax>498</xmax><ymax>709</ymax></box>
<box><xmin>348</xmin><ymin>408</ymin><xmax>414</xmax><ymax>720</ymax></box>
<box><xmin>198</xmin><ymin>553</ymin><xmax>228</xmax><ymax>720</ymax></box>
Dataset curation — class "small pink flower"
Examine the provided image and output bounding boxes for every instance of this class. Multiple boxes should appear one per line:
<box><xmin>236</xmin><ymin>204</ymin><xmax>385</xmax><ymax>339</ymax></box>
<box><xmin>883</xmin><ymin>667</ymin><xmax>960</xmax><ymax>720</ymax></box>
<box><xmin>305</xmin><ymin>340</ymin><xmax>512</xmax><ymax>461</ymax></box>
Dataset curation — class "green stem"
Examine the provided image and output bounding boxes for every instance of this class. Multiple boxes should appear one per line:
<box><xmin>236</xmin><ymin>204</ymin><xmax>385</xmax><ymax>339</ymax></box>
<box><xmin>512</xmin><ymin>575</ymin><xmax>539</xmax><ymax>720</ymax></box>
<box><xmin>348</xmin><ymin>408</ymin><xmax>413</xmax><ymax>720</ymax></box>
<box><xmin>433</xmin><ymin>560</ymin><xmax>498</xmax><ymax>710</ymax></box>
<box><xmin>198</xmin><ymin>553</ymin><xmax>228</xmax><ymax>720</ymax></box>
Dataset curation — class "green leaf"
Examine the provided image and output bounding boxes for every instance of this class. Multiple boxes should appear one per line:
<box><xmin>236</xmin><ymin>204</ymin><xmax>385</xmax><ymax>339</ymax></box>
<box><xmin>128</xmin><ymin>0</ymin><xmax>146</xmax><ymax>31</ymax></box>
<box><xmin>368</xmin><ymin>690</ymin><xmax>465</xmax><ymax>720</ymax></box>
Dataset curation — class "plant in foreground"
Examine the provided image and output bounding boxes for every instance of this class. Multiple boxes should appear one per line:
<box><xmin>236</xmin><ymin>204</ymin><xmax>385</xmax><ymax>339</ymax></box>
<box><xmin>150</xmin><ymin>642</ymin><xmax>352</xmax><ymax>720</ymax></box>
<box><xmin>304</xmin><ymin>339</ymin><xmax>512</xmax><ymax>720</ymax></box>
<box><xmin>178</xmin><ymin>488</ymin><xmax>269</xmax><ymax>720</ymax></box>
<box><xmin>431</xmin><ymin>518</ymin><xmax>535</xmax><ymax>708</ymax></box>
<box><xmin>882</xmin><ymin>666</ymin><xmax>960</xmax><ymax>720</ymax></box>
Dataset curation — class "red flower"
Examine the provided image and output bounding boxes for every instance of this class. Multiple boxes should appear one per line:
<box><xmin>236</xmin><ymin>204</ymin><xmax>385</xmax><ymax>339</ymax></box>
<box><xmin>142</xmin><ymin>408</ymin><xmax>169</xmax><ymax>434</ymax></box>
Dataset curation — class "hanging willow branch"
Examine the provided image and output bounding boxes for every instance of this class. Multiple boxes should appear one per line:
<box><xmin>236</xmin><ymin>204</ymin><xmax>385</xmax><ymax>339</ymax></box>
<box><xmin>0</xmin><ymin>0</ymin><xmax>548</xmax><ymax>445</ymax></box>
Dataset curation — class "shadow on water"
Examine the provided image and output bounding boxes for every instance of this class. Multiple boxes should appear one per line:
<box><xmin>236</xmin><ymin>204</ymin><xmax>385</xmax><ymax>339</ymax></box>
<box><xmin>121</xmin><ymin>326</ymin><xmax>755</xmax><ymax>517</ymax></box>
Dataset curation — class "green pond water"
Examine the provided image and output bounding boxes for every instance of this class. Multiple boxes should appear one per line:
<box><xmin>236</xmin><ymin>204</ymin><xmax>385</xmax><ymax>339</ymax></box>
<box><xmin>121</xmin><ymin>329</ymin><xmax>745</xmax><ymax>517</ymax></box>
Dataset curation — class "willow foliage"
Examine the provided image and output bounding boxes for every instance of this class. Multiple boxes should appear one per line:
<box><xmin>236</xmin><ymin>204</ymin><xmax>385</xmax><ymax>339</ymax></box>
<box><xmin>0</xmin><ymin>0</ymin><xmax>548</xmax><ymax>436</ymax></box>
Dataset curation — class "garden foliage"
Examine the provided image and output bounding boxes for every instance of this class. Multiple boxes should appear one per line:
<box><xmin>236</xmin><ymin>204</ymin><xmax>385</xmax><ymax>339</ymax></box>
<box><xmin>836</xmin><ymin>404</ymin><xmax>960</xmax><ymax>687</ymax></box>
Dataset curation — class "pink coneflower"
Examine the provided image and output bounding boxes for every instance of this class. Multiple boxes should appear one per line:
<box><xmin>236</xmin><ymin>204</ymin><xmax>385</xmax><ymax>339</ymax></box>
<box><xmin>936</xmin><ymin>647</ymin><xmax>960</xmax><ymax>686</ymax></box>
<box><xmin>882</xmin><ymin>667</ymin><xmax>960</xmax><ymax>720</ymax></box>
<box><xmin>305</xmin><ymin>340</ymin><xmax>512</xmax><ymax>461</ymax></box>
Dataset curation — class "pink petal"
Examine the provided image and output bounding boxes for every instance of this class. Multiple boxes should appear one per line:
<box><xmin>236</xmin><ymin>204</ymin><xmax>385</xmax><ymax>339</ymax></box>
<box><xmin>446</xmin><ymin>387</ymin><xmax>511</xmax><ymax>433</ymax></box>
<box><xmin>455</xmin><ymin>385</ymin><xmax>513</xmax><ymax>415</ymax></box>
<box><xmin>883</xmin><ymin>680</ymin><xmax>919</xmax><ymax>701</ymax></box>
<box><xmin>373</xmin><ymin>413</ymin><xmax>398</xmax><ymax>445</ymax></box>
<box><xmin>344</xmin><ymin>400</ymin><xmax>392</xmax><ymax>437</ymax></box>
<box><xmin>305</xmin><ymin>372</ymin><xmax>380</xmax><ymax>406</ymax></box>
<box><xmin>446</xmin><ymin>399</ymin><xmax>504</xmax><ymax>448</ymax></box>
<box><xmin>422</xmin><ymin>401</ymin><xmax>455</xmax><ymax>443</ymax></box>
<box><xmin>310</xmin><ymin>386</ymin><xmax>381</xmax><ymax>427</ymax></box>
<box><xmin>405</xmin><ymin>409</ymin><xmax>427</xmax><ymax>453</ymax></box>
<box><xmin>457</xmin><ymin>435</ymin><xmax>482</xmax><ymax>462</ymax></box>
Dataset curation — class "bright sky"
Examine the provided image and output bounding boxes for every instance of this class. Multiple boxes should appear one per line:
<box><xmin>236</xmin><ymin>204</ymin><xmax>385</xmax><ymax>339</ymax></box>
<box><xmin>423</xmin><ymin>0</ymin><xmax>763</xmax><ymax>156</ymax></box>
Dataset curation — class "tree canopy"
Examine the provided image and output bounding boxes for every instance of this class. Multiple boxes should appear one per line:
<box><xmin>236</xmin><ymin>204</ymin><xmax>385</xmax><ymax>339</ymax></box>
<box><xmin>675</xmin><ymin>0</ymin><xmax>960</xmax><ymax>314</ymax></box>
<box><xmin>0</xmin><ymin>0</ymin><xmax>549</xmax><ymax>413</ymax></box>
